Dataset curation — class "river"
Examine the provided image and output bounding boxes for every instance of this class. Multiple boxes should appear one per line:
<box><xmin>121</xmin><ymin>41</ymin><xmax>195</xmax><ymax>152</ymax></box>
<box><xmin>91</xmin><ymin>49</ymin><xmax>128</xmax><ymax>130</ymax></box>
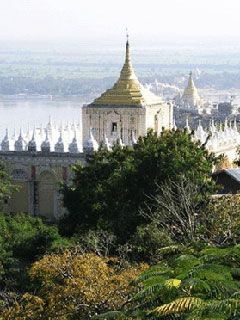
<box><xmin>0</xmin><ymin>98</ymin><xmax>84</xmax><ymax>140</ymax></box>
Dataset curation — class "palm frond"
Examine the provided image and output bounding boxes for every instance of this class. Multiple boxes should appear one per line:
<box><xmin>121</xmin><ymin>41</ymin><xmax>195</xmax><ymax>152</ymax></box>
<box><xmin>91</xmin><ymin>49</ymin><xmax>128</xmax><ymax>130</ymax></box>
<box><xmin>136</xmin><ymin>264</ymin><xmax>171</xmax><ymax>282</ymax></box>
<box><xmin>152</xmin><ymin>297</ymin><xmax>203</xmax><ymax>316</ymax></box>
<box><xmin>199</xmin><ymin>297</ymin><xmax>240</xmax><ymax>317</ymax></box>
<box><xmin>182</xmin><ymin>278</ymin><xmax>211</xmax><ymax>295</ymax></box>
<box><xmin>133</xmin><ymin>283</ymin><xmax>165</xmax><ymax>301</ymax></box>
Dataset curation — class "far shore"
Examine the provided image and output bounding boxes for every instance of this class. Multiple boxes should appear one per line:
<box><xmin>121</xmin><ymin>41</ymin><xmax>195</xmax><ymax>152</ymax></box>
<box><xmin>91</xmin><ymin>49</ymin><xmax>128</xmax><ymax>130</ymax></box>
<box><xmin>0</xmin><ymin>94</ymin><xmax>93</xmax><ymax>103</ymax></box>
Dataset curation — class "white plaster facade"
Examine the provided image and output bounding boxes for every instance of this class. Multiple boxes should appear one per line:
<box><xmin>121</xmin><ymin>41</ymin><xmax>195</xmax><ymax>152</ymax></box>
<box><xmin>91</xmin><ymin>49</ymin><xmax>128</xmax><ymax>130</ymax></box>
<box><xmin>82</xmin><ymin>103</ymin><xmax>173</xmax><ymax>146</ymax></box>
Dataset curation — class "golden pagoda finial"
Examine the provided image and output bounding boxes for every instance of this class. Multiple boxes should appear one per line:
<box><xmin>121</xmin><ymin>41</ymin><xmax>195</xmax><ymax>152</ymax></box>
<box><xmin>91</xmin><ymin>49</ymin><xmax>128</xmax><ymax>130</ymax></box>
<box><xmin>125</xmin><ymin>28</ymin><xmax>130</xmax><ymax>64</ymax></box>
<box><xmin>91</xmin><ymin>34</ymin><xmax>163</xmax><ymax>106</ymax></box>
<box><xmin>182</xmin><ymin>70</ymin><xmax>201</xmax><ymax>105</ymax></box>
<box><xmin>126</xmin><ymin>27</ymin><xmax>129</xmax><ymax>43</ymax></box>
<box><xmin>119</xmin><ymin>29</ymin><xmax>137</xmax><ymax>81</ymax></box>
<box><xmin>187</xmin><ymin>71</ymin><xmax>195</xmax><ymax>89</ymax></box>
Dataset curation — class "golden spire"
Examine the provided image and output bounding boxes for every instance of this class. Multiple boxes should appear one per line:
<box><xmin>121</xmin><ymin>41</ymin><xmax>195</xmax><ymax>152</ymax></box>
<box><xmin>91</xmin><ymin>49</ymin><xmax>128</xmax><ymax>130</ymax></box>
<box><xmin>183</xmin><ymin>71</ymin><xmax>198</xmax><ymax>96</ymax></box>
<box><xmin>182</xmin><ymin>71</ymin><xmax>201</xmax><ymax>105</ymax></box>
<box><xmin>118</xmin><ymin>30</ymin><xmax>137</xmax><ymax>81</ymax></box>
<box><xmin>91</xmin><ymin>34</ymin><xmax>162</xmax><ymax>106</ymax></box>
<box><xmin>126</xmin><ymin>27</ymin><xmax>129</xmax><ymax>57</ymax></box>
<box><xmin>187</xmin><ymin>71</ymin><xmax>195</xmax><ymax>89</ymax></box>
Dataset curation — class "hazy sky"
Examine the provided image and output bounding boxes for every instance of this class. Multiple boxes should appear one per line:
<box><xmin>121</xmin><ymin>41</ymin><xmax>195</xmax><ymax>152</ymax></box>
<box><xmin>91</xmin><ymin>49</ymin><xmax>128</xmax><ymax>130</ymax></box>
<box><xmin>1</xmin><ymin>0</ymin><xmax>240</xmax><ymax>43</ymax></box>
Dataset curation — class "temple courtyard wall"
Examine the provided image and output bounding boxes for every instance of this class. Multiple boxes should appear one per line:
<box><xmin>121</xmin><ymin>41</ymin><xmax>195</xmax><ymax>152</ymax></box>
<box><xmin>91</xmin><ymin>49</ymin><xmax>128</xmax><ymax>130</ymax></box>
<box><xmin>0</xmin><ymin>151</ymin><xmax>85</xmax><ymax>221</ymax></box>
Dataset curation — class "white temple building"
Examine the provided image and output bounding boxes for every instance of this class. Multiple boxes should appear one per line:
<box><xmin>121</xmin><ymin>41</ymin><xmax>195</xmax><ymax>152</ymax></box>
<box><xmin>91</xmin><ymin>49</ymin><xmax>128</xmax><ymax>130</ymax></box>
<box><xmin>1</xmin><ymin>37</ymin><xmax>173</xmax><ymax>154</ymax></box>
<box><xmin>175</xmin><ymin>72</ymin><xmax>212</xmax><ymax>114</ymax></box>
<box><xmin>82</xmin><ymin>37</ymin><xmax>173</xmax><ymax>146</ymax></box>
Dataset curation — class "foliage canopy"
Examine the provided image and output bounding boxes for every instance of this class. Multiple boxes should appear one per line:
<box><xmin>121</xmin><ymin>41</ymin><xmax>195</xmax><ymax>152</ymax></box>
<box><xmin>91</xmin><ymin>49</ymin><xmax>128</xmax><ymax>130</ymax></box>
<box><xmin>2</xmin><ymin>251</ymin><xmax>147</xmax><ymax>319</ymax></box>
<box><xmin>61</xmin><ymin>130</ymin><xmax>216</xmax><ymax>241</ymax></box>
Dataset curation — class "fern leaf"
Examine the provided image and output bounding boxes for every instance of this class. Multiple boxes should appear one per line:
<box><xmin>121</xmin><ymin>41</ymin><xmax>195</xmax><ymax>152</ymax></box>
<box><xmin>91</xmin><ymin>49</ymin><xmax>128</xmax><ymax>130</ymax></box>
<box><xmin>152</xmin><ymin>297</ymin><xmax>203</xmax><ymax>316</ymax></box>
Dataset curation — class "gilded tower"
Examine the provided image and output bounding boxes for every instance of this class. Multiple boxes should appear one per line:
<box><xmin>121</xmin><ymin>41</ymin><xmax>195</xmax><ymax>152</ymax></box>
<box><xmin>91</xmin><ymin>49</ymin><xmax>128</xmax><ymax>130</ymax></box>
<box><xmin>82</xmin><ymin>37</ymin><xmax>173</xmax><ymax>146</ymax></box>
<box><xmin>181</xmin><ymin>72</ymin><xmax>202</xmax><ymax>108</ymax></box>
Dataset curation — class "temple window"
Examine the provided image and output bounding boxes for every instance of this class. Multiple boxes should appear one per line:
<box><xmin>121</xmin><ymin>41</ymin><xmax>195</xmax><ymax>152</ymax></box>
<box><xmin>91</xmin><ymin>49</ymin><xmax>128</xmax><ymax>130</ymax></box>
<box><xmin>112</xmin><ymin>122</ymin><xmax>117</xmax><ymax>133</ymax></box>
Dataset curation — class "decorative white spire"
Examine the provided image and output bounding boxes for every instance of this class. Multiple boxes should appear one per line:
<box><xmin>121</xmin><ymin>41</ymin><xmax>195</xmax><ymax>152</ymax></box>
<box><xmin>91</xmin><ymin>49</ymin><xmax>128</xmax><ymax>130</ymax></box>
<box><xmin>41</xmin><ymin>130</ymin><xmax>50</xmax><ymax>152</ymax></box>
<box><xmin>103</xmin><ymin>134</ymin><xmax>111</xmax><ymax>151</ymax></box>
<box><xmin>131</xmin><ymin>130</ymin><xmax>137</xmax><ymax>145</ymax></box>
<box><xmin>1</xmin><ymin>129</ymin><xmax>10</xmax><ymax>151</ymax></box>
<box><xmin>224</xmin><ymin>118</ymin><xmax>228</xmax><ymax>130</ymax></box>
<box><xmin>68</xmin><ymin>131</ymin><xmax>79</xmax><ymax>153</ymax></box>
<box><xmin>28</xmin><ymin>128</ymin><xmax>37</xmax><ymax>152</ymax></box>
<box><xmin>210</xmin><ymin>119</ymin><xmax>216</xmax><ymax>133</ymax></box>
<box><xmin>173</xmin><ymin>118</ymin><xmax>177</xmax><ymax>130</ymax></box>
<box><xmin>83</xmin><ymin>128</ymin><xmax>99</xmax><ymax>153</ymax></box>
<box><xmin>15</xmin><ymin>129</ymin><xmax>26</xmax><ymax>151</ymax></box>
<box><xmin>116</xmin><ymin>137</ymin><xmax>124</xmax><ymax>149</ymax></box>
<box><xmin>55</xmin><ymin>131</ymin><xmax>64</xmax><ymax>152</ymax></box>
<box><xmin>46</xmin><ymin>116</ymin><xmax>53</xmax><ymax>131</ymax></box>
<box><xmin>197</xmin><ymin>120</ymin><xmax>205</xmax><ymax>135</ymax></box>
<box><xmin>185</xmin><ymin>116</ymin><xmax>190</xmax><ymax>133</ymax></box>
<box><xmin>194</xmin><ymin>120</ymin><xmax>208</xmax><ymax>144</ymax></box>
<box><xmin>196</xmin><ymin>120</ymin><xmax>203</xmax><ymax>133</ymax></box>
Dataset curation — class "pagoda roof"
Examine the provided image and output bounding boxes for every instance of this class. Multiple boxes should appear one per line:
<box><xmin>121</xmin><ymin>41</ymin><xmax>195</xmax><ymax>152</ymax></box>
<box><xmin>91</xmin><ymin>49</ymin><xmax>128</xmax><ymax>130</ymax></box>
<box><xmin>90</xmin><ymin>39</ymin><xmax>163</xmax><ymax>107</ymax></box>
<box><xmin>182</xmin><ymin>71</ymin><xmax>201</xmax><ymax>100</ymax></box>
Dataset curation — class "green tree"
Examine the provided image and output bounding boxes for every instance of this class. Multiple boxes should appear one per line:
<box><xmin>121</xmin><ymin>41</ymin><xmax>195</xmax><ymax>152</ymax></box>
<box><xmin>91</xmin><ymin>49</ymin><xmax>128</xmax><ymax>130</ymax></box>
<box><xmin>203</xmin><ymin>195</ymin><xmax>240</xmax><ymax>245</ymax></box>
<box><xmin>0</xmin><ymin>213</ymin><xmax>70</xmax><ymax>290</ymax></box>
<box><xmin>129</xmin><ymin>223</ymin><xmax>173</xmax><ymax>263</ymax></box>
<box><xmin>61</xmin><ymin>130</ymin><xmax>216</xmax><ymax>241</ymax></box>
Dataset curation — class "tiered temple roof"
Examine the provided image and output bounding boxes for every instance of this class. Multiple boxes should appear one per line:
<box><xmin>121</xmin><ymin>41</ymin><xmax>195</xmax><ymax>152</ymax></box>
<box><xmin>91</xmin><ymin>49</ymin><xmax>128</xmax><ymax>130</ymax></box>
<box><xmin>182</xmin><ymin>72</ymin><xmax>200</xmax><ymax>100</ymax></box>
<box><xmin>91</xmin><ymin>38</ymin><xmax>163</xmax><ymax>107</ymax></box>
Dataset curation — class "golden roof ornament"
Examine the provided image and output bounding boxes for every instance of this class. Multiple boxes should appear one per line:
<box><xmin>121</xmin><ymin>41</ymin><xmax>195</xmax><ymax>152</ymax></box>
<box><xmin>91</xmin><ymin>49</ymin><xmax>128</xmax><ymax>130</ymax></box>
<box><xmin>91</xmin><ymin>33</ymin><xmax>162</xmax><ymax>106</ymax></box>
<box><xmin>181</xmin><ymin>71</ymin><xmax>202</xmax><ymax>107</ymax></box>
<box><xmin>183</xmin><ymin>71</ymin><xmax>199</xmax><ymax>97</ymax></box>
<box><xmin>119</xmin><ymin>29</ymin><xmax>137</xmax><ymax>81</ymax></box>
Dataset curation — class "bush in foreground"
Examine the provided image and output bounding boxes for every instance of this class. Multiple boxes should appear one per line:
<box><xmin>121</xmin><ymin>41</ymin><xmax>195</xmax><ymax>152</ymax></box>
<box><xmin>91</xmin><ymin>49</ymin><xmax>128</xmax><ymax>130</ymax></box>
<box><xmin>2</xmin><ymin>251</ymin><xmax>147</xmax><ymax>319</ymax></box>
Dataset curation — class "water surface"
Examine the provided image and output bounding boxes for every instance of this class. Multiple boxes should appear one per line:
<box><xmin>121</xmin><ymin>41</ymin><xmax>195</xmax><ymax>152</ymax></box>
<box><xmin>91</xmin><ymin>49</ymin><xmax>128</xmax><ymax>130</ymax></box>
<box><xmin>0</xmin><ymin>98</ymin><xmax>83</xmax><ymax>139</ymax></box>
